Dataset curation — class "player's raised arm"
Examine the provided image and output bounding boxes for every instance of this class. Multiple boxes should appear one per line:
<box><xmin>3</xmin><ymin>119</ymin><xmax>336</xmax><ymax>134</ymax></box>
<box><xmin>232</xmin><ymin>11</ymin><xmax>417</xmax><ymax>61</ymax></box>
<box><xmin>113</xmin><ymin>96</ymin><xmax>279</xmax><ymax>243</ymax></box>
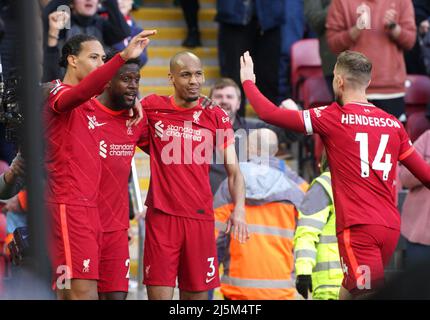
<box><xmin>54</xmin><ymin>30</ymin><xmax>156</xmax><ymax>113</ymax></box>
<box><xmin>240</xmin><ymin>51</ymin><xmax>306</xmax><ymax>133</ymax></box>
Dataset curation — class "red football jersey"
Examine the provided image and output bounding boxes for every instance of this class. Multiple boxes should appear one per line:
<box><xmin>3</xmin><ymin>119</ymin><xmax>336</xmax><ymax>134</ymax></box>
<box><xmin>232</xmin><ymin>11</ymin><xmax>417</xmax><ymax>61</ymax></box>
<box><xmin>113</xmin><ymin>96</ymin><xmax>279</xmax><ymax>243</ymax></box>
<box><xmin>45</xmin><ymin>81</ymin><xmax>102</xmax><ymax>207</ymax></box>
<box><xmin>141</xmin><ymin>95</ymin><xmax>234</xmax><ymax>220</ymax></box>
<box><xmin>92</xmin><ymin>98</ymin><xmax>149</xmax><ymax>232</ymax></box>
<box><xmin>303</xmin><ymin>102</ymin><xmax>414</xmax><ymax>232</ymax></box>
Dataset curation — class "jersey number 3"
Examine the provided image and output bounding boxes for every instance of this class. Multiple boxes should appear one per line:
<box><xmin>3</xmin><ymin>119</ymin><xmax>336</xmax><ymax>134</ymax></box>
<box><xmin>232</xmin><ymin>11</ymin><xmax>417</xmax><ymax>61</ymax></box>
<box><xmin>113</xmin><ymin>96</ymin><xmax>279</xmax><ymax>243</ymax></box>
<box><xmin>355</xmin><ymin>133</ymin><xmax>393</xmax><ymax>181</ymax></box>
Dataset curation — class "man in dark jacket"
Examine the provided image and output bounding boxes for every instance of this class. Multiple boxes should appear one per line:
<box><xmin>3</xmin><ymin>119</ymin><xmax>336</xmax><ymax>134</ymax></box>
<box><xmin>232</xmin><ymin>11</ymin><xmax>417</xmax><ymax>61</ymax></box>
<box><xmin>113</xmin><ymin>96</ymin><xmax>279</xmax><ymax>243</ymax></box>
<box><xmin>216</xmin><ymin>0</ymin><xmax>286</xmax><ymax>116</ymax></box>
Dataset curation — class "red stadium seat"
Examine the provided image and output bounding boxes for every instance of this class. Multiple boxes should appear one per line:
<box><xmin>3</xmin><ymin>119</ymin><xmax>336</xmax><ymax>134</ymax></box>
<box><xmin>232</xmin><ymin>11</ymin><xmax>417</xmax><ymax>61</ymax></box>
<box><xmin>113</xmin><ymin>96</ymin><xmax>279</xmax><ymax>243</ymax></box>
<box><xmin>290</xmin><ymin>39</ymin><xmax>323</xmax><ymax>102</ymax></box>
<box><xmin>406</xmin><ymin>111</ymin><xmax>430</xmax><ymax>142</ymax></box>
<box><xmin>300</xmin><ymin>76</ymin><xmax>332</xmax><ymax>174</ymax></box>
<box><xmin>302</xmin><ymin>76</ymin><xmax>333</xmax><ymax>110</ymax></box>
<box><xmin>405</xmin><ymin>75</ymin><xmax>430</xmax><ymax>116</ymax></box>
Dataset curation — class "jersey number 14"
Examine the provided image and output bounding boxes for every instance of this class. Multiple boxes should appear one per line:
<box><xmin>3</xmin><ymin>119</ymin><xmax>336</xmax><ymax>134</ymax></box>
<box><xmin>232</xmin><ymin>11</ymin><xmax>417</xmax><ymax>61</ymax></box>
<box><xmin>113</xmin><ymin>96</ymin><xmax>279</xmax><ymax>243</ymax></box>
<box><xmin>355</xmin><ymin>133</ymin><xmax>393</xmax><ymax>181</ymax></box>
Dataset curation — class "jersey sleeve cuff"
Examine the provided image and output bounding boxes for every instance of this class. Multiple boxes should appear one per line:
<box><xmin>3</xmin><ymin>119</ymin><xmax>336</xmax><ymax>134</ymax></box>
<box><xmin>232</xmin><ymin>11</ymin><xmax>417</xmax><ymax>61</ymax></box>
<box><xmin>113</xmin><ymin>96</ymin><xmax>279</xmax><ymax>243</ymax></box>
<box><xmin>399</xmin><ymin>146</ymin><xmax>415</xmax><ymax>161</ymax></box>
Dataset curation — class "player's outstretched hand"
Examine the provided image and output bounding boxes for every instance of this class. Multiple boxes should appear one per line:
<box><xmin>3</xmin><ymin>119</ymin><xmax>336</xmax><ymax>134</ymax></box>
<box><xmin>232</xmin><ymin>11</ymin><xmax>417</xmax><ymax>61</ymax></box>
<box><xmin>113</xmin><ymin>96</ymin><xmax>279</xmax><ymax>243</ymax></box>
<box><xmin>121</xmin><ymin>30</ymin><xmax>157</xmax><ymax>61</ymax></box>
<box><xmin>127</xmin><ymin>99</ymin><xmax>144</xmax><ymax>127</ymax></box>
<box><xmin>226</xmin><ymin>206</ymin><xmax>249</xmax><ymax>244</ymax></box>
<box><xmin>240</xmin><ymin>51</ymin><xmax>256</xmax><ymax>84</ymax></box>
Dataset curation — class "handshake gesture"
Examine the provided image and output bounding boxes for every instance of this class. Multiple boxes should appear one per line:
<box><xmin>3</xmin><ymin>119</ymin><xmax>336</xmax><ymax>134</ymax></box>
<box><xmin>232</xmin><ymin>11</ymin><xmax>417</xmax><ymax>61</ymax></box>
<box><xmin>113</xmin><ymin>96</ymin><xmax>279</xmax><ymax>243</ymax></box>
<box><xmin>240</xmin><ymin>51</ymin><xmax>256</xmax><ymax>84</ymax></box>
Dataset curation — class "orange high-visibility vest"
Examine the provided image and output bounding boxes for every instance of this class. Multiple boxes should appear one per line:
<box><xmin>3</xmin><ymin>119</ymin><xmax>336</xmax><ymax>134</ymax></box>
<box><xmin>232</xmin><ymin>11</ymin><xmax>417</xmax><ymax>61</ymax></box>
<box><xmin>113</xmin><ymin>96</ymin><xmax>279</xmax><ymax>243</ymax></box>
<box><xmin>215</xmin><ymin>202</ymin><xmax>298</xmax><ymax>300</ymax></box>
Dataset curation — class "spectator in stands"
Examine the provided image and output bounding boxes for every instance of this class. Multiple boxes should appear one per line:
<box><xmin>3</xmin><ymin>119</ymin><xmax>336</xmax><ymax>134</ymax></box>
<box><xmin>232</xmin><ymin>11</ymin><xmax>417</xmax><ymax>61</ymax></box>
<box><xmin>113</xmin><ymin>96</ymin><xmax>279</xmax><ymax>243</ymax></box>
<box><xmin>215</xmin><ymin>0</ymin><xmax>285</xmax><ymax>116</ymax></box>
<box><xmin>399</xmin><ymin>129</ymin><xmax>430</xmax><ymax>268</ymax></box>
<box><xmin>247</xmin><ymin>127</ymin><xmax>308</xmax><ymax>193</ymax></box>
<box><xmin>179</xmin><ymin>0</ymin><xmax>201</xmax><ymax>48</ymax></box>
<box><xmin>208</xmin><ymin>78</ymin><xmax>295</xmax><ymax>194</ymax></box>
<box><xmin>405</xmin><ymin>0</ymin><xmax>430</xmax><ymax>75</ymax></box>
<box><xmin>214</xmin><ymin>128</ymin><xmax>304</xmax><ymax>300</ymax></box>
<box><xmin>0</xmin><ymin>1</ymin><xmax>21</xmax><ymax>164</ymax></box>
<box><xmin>0</xmin><ymin>0</ymin><xmax>20</xmax><ymax>89</ymax></box>
<box><xmin>0</xmin><ymin>152</ymin><xmax>26</xmax><ymax>276</ymax></box>
<box><xmin>304</xmin><ymin>0</ymin><xmax>336</xmax><ymax>97</ymax></box>
<box><xmin>42</xmin><ymin>0</ymin><xmax>131</xmax><ymax>81</ymax></box>
<box><xmin>278</xmin><ymin>0</ymin><xmax>305</xmax><ymax>101</ymax></box>
<box><xmin>326</xmin><ymin>0</ymin><xmax>416</xmax><ymax>120</ymax></box>
<box><xmin>0</xmin><ymin>152</ymin><xmax>25</xmax><ymax>200</ymax></box>
<box><xmin>110</xmin><ymin>0</ymin><xmax>148</xmax><ymax>67</ymax></box>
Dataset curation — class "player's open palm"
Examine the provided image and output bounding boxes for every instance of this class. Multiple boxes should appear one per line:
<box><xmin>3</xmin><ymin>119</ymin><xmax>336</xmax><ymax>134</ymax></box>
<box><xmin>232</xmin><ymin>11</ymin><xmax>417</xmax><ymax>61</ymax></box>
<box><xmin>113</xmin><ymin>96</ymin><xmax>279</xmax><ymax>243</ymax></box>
<box><xmin>226</xmin><ymin>207</ymin><xmax>249</xmax><ymax>244</ymax></box>
<box><xmin>240</xmin><ymin>51</ymin><xmax>256</xmax><ymax>84</ymax></box>
<box><xmin>121</xmin><ymin>30</ymin><xmax>157</xmax><ymax>60</ymax></box>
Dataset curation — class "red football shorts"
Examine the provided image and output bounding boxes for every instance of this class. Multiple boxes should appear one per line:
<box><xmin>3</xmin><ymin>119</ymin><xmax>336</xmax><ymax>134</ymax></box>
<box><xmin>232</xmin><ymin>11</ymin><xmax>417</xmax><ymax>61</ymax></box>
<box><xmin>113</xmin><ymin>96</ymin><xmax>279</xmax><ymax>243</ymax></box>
<box><xmin>98</xmin><ymin>229</ymin><xmax>130</xmax><ymax>293</ymax></box>
<box><xmin>143</xmin><ymin>208</ymin><xmax>220</xmax><ymax>291</ymax></box>
<box><xmin>48</xmin><ymin>203</ymin><xmax>102</xmax><ymax>289</ymax></box>
<box><xmin>337</xmin><ymin>224</ymin><xmax>400</xmax><ymax>296</ymax></box>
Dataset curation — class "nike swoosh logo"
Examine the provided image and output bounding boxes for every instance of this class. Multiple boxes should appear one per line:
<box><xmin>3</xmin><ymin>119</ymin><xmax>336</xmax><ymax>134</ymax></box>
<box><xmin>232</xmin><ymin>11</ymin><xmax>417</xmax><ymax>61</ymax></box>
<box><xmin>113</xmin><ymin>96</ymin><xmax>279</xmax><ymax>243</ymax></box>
<box><xmin>205</xmin><ymin>276</ymin><xmax>216</xmax><ymax>284</ymax></box>
<box><xmin>87</xmin><ymin>116</ymin><xmax>107</xmax><ymax>127</ymax></box>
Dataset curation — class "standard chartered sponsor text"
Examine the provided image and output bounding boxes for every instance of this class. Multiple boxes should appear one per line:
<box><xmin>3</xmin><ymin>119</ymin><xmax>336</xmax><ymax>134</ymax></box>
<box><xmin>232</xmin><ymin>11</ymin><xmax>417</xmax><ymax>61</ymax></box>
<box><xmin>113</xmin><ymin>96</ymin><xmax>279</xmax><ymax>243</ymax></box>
<box><xmin>158</xmin><ymin>121</ymin><xmax>271</xmax><ymax>168</ymax></box>
<box><xmin>166</xmin><ymin>124</ymin><xmax>203</xmax><ymax>142</ymax></box>
<box><xmin>110</xmin><ymin>144</ymin><xmax>135</xmax><ymax>157</ymax></box>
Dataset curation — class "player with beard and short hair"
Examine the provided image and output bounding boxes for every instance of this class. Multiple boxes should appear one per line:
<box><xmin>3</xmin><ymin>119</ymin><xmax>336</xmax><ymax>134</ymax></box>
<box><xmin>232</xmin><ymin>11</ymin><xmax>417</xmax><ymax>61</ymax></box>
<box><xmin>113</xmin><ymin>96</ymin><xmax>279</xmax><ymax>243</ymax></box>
<box><xmin>141</xmin><ymin>51</ymin><xmax>248</xmax><ymax>300</ymax></box>
<box><xmin>240</xmin><ymin>50</ymin><xmax>430</xmax><ymax>299</ymax></box>
<box><xmin>91</xmin><ymin>56</ymin><xmax>148</xmax><ymax>300</ymax></box>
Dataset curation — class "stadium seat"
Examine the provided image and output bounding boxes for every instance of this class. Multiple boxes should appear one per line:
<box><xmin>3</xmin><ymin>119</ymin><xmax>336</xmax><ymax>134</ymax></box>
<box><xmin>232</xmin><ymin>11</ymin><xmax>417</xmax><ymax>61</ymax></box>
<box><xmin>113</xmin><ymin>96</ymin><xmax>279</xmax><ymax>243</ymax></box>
<box><xmin>405</xmin><ymin>75</ymin><xmax>430</xmax><ymax>116</ymax></box>
<box><xmin>302</xmin><ymin>75</ymin><xmax>333</xmax><ymax>110</ymax></box>
<box><xmin>406</xmin><ymin>110</ymin><xmax>430</xmax><ymax>142</ymax></box>
<box><xmin>297</xmin><ymin>76</ymin><xmax>332</xmax><ymax>178</ymax></box>
<box><xmin>290</xmin><ymin>39</ymin><xmax>323</xmax><ymax>102</ymax></box>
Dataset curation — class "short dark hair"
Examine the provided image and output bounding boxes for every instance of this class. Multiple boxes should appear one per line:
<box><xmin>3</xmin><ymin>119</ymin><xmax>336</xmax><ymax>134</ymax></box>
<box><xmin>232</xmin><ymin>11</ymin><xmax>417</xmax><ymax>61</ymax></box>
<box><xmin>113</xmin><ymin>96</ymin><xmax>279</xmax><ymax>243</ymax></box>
<box><xmin>105</xmin><ymin>49</ymin><xmax>141</xmax><ymax>68</ymax></box>
<box><xmin>336</xmin><ymin>50</ymin><xmax>372</xmax><ymax>87</ymax></box>
<box><xmin>209</xmin><ymin>78</ymin><xmax>241</xmax><ymax>100</ymax></box>
<box><xmin>59</xmin><ymin>34</ymin><xmax>99</xmax><ymax>68</ymax></box>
